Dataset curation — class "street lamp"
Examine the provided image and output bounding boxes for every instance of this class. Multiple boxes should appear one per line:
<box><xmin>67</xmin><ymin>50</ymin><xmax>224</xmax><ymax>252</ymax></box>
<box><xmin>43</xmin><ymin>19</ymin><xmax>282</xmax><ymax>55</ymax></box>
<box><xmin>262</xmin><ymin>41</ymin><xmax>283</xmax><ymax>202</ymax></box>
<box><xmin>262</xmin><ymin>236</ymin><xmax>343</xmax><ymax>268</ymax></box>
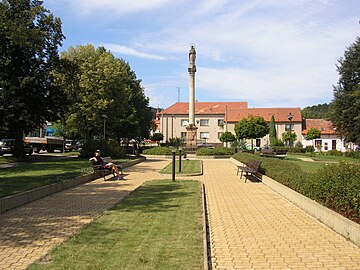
<box><xmin>288</xmin><ymin>112</ymin><xmax>293</xmax><ymax>147</ymax></box>
<box><xmin>102</xmin><ymin>114</ymin><xmax>108</xmax><ymax>139</ymax></box>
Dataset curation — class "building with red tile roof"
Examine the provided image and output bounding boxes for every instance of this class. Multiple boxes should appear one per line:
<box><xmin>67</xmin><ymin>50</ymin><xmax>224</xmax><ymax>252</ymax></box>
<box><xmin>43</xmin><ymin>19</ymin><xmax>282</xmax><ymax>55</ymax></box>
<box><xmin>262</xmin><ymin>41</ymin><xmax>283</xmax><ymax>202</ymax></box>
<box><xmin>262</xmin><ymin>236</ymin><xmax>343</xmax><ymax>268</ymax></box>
<box><xmin>302</xmin><ymin>119</ymin><xmax>337</xmax><ymax>135</ymax></box>
<box><xmin>159</xmin><ymin>101</ymin><xmax>302</xmax><ymax>147</ymax></box>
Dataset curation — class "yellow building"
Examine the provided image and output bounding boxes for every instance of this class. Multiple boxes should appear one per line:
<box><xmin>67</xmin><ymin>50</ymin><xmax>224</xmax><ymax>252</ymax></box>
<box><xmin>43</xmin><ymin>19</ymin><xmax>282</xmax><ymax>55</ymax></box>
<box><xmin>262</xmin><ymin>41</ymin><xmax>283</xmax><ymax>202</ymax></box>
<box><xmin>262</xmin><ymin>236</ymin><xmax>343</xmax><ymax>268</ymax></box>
<box><xmin>160</xmin><ymin>102</ymin><xmax>302</xmax><ymax>147</ymax></box>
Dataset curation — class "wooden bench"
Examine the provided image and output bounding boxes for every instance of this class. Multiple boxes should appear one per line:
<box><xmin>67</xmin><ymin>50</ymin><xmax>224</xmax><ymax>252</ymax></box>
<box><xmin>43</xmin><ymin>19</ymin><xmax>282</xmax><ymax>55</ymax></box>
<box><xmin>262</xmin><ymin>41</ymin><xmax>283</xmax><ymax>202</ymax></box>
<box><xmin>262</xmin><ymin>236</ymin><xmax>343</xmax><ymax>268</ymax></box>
<box><xmin>90</xmin><ymin>157</ymin><xmax>123</xmax><ymax>181</ymax></box>
<box><xmin>236</xmin><ymin>159</ymin><xmax>262</xmax><ymax>183</ymax></box>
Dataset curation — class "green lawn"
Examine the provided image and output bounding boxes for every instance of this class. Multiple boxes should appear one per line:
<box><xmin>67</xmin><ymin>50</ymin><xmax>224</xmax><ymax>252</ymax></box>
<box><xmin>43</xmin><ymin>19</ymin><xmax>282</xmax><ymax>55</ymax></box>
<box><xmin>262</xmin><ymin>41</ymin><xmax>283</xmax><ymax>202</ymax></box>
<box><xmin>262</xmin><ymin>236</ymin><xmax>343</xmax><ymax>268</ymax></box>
<box><xmin>160</xmin><ymin>160</ymin><xmax>202</xmax><ymax>175</ymax></box>
<box><xmin>29</xmin><ymin>180</ymin><xmax>204</xmax><ymax>270</ymax></box>
<box><xmin>0</xmin><ymin>157</ymin><xmax>136</xmax><ymax>198</ymax></box>
<box><xmin>287</xmin><ymin>160</ymin><xmax>325</xmax><ymax>173</ymax></box>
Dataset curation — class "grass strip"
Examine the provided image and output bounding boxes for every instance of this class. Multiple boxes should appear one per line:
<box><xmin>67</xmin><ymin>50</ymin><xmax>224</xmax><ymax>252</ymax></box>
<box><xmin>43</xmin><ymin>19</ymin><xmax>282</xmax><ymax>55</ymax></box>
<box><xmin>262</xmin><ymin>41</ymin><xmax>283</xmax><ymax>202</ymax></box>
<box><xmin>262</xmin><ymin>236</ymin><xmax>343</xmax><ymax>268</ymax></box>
<box><xmin>160</xmin><ymin>160</ymin><xmax>202</xmax><ymax>175</ymax></box>
<box><xmin>29</xmin><ymin>180</ymin><xmax>204</xmax><ymax>270</ymax></box>
<box><xmin>0</xmin><ymin>157</ymin><xmax>135</xmax><ymax>198</ymax></box>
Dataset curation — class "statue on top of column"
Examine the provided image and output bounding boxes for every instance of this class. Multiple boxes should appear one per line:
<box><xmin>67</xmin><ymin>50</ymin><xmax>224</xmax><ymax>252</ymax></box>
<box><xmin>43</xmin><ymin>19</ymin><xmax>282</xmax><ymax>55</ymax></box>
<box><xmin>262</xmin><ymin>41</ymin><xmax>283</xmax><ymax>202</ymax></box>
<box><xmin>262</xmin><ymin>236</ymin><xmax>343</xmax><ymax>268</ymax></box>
<box><xmin>188</xmin><ymin>45</ymin><xmax>196</xmax><ymax>73</ymax></box>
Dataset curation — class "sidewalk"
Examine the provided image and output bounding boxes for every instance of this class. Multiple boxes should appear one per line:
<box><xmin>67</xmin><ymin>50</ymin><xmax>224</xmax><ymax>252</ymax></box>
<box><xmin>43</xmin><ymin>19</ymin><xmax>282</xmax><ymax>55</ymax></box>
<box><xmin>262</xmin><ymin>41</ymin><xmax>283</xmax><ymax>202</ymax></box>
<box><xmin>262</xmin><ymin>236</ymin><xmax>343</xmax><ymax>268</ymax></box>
<box><xmin>198</xmin><ymin>159</ymin><xmax>360</xmax><ymax>269</ymax></box>
<box><xmin>1</xmin><ymin>158</ymin><xmax>360</xmax><ymax>270</ymax></box>
<box><xmin>0</xmin><ymin>159</ymin><xmax>169</xmax><ymax>270</ymax></box>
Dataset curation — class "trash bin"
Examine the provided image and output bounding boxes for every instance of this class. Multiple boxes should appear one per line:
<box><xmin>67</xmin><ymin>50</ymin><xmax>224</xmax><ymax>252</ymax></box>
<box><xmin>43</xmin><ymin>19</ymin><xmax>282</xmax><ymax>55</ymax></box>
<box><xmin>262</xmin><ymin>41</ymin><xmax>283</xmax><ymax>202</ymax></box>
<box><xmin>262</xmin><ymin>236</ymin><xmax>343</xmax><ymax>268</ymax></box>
<box><xmin>233</xmin><ymin>147</ymin><xmax>238</xmax><ymax>154</ymax></box>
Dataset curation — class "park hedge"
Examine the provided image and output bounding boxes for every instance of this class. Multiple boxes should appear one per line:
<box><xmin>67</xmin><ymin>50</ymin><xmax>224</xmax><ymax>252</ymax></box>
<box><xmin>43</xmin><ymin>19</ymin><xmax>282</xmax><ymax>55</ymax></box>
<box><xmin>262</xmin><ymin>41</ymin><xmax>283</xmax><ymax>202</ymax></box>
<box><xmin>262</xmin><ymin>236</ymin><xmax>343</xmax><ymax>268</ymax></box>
<box><xmin>233</xmin><ymin>152</ymin><xmax>360</xmax><ymax>223</ymax></box>
<box><xmin>143</xmin><ymin>146</ymin><xmax>174</xmax><ymax>155</ymax></box>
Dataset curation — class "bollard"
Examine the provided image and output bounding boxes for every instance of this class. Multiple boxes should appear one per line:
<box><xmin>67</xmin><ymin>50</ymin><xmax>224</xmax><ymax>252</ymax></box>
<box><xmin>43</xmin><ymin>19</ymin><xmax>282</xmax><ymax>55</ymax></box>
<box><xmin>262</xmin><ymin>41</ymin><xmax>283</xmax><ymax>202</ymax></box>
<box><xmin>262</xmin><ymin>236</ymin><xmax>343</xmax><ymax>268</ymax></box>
<box><xmin>172</xmin><ymin>150</ymin><xmax>176</xmax><ymax>181</ymax></box>
<box><xmin>179</xmin><ymin>149</ymin><xmax>182</xmax><ymax>173</ymax></box>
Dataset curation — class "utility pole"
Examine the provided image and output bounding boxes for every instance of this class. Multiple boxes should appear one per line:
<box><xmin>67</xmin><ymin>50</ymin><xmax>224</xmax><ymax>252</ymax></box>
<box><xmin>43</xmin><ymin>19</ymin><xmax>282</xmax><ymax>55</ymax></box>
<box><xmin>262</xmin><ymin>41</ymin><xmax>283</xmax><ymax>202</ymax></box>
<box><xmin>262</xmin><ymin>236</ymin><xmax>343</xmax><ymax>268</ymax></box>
<box><xmin>176</xmin><ymin>87</ymin><xmax>180</xmax><ymax>102</ymax></box>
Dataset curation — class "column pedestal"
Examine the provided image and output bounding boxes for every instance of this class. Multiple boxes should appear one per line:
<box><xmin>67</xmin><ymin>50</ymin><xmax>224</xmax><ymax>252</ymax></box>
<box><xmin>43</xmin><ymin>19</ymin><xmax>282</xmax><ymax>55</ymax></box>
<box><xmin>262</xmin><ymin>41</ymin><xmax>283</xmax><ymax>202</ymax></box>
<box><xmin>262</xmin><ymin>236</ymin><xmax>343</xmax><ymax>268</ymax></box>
<box><xmin>186</xmin><ymin>124</ymin><xmax>198</xmax><ymax>150</ymax></box>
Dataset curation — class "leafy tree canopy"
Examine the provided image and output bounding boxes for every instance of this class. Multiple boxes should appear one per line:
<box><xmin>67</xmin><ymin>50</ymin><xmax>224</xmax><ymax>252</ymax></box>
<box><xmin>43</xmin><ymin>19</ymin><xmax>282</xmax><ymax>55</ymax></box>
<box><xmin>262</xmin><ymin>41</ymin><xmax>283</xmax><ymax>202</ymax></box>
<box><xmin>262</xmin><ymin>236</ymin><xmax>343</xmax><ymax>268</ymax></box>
<box><xmin>281</xmin><ymin>131</ymin><xmax>297</xmax><ymax>146</ymax></box>
<box><xmin>302</xmin><ymin>103</ymin><xmax>330</xmax><ymax>119</ymax></box>
<box><xmin>219</xmin><ymin>131</ymin><xmax>236</xmax><ymax>143</ymax></box>
<box><xmin>329</xmin><ymin>36</ymin><xmax>360</xmax><ymax>143</ymax></box>
<box><xmin>304</xmin><ymin>127</ymin><xmax>321</xmax><ymax>141</ymax></box>
<box><xmin>235</xmin><ymin>115</ymin><xmax>269</xmax><ymax>140</ymax></box>
<box><xmin>151</xmin><ymin>133</ymin><xmax>164</xmax><ymax>142</ymax></box>
<box><xmin>54</xmin><ymin>45</ymin><xmax>152</xmax><ymax>141</ymax></box>
<box><xmin>0</xmin><ymin>0</ymin><xmax>65</xmax><ymax>156</ymax></box>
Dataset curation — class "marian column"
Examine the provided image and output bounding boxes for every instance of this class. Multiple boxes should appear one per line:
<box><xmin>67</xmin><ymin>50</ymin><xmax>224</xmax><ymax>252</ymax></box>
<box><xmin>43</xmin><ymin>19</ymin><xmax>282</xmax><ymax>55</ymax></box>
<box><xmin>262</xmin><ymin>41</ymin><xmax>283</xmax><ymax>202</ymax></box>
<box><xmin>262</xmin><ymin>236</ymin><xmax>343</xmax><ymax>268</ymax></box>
<box><xmin>186</xmin><ymin>45</ymin><xmax>198</xmax><ymax>150</ymax></box>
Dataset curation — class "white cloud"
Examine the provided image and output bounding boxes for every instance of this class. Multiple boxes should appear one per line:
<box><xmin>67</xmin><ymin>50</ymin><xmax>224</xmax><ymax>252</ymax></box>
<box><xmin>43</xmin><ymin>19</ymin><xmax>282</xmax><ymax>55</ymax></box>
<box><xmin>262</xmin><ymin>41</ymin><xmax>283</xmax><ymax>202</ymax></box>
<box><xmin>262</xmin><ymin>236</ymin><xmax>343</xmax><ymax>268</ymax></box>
<box><xmin>66</xmin><ymin>0</ymin><xmax>172</xmax><ymax>16</ymax></box>
<box><xmin>102</xmin><ymin>43</ymin><xmax>166</xmax><ymax>60</ymax></box>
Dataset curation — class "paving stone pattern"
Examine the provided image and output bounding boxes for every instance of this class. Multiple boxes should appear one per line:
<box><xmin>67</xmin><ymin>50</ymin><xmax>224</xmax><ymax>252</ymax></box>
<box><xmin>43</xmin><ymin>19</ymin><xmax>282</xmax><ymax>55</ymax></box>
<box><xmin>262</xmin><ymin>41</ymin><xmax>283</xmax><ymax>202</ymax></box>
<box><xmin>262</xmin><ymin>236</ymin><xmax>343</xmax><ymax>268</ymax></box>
<box><xmin>198</xmin><ymin>160</ymin><xmax>360</xmax><ymax>270</ymax></box>
<box><xmin>0</xmin><ymin>159</ymin><xmax>169</xmax><ymax>270</ymax></box>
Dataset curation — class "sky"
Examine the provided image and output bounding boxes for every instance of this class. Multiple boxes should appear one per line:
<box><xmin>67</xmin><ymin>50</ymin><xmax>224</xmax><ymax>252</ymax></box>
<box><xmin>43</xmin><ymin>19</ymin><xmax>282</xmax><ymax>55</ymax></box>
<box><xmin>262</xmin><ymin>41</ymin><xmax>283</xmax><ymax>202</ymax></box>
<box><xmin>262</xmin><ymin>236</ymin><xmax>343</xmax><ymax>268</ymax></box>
<box><xmin>44</xmin><ymin>0</ymin><xmax>360</xmax><ymax>109</ymax></box>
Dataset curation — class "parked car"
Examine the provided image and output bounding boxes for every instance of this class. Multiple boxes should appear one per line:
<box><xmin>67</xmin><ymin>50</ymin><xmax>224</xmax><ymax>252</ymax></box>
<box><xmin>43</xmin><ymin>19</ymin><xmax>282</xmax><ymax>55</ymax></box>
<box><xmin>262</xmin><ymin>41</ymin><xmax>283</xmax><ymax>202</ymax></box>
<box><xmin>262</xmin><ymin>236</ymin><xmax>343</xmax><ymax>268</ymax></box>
<box><xmin>244</xmin><ymin>144</ymin><xmax>261</xmax><ymax>152</ymax></box>
<box><xmin>0</xmin><ymin>139</ymin><xmax>33</xmax><ymax>156</ymax></box>
<box><xmin>197</xmin><ymin>142</ymin><xmax>214</xmax><ymax>148</ymax></box>
<box><xmin>64</xmin><ymin>139</ymin><xmax>78</xmax><ymax>151</ymax></box>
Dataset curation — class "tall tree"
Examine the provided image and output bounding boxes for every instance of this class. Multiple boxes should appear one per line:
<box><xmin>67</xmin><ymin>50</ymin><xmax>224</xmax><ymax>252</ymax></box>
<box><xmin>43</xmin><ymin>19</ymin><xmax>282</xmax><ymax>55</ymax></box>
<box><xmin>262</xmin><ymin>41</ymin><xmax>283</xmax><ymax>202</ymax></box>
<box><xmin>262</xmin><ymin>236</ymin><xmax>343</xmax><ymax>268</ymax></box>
<box><xmin>55</xmin><ymin>45</ymin><xmax>152</xmax><ymax>141</ymax></box>
<box><xmin>330</xmin><ymin>37</ymin><xmax>360</xmax><ymax>144</ymax></box>
<box><xmin>269</xmin><ymin>115</ymin><xmax>277</xmax><ymax>146</ymax></box>
<box><xmin>235</xmin><ymin>115</ymin><xmax>269</xmax><ymax>149</ymax></box>
<box><xmin>0</xmin><ymin>0</ymin><xmax>65</xmax><ymax>157</ymax></box>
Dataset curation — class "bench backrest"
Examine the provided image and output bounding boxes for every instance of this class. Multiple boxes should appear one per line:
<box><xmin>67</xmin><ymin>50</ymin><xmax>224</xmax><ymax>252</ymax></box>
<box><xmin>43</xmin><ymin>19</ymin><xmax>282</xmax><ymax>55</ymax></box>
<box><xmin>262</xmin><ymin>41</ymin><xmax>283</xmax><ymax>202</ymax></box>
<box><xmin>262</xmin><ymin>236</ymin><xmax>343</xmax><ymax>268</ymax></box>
<box><xmin>261</xmin><ymin>149</ymin><xmax>274</xmax><ymax>154</ymax></box>
<box><xmin>102</xmin><ymin>156</ymin><xmax>112</xmax><ymax>163</ymax></box>
<box><xmin>246</xmin><ymin>159</ymin><xmax>262</xmax><ymax>170</ymax></box>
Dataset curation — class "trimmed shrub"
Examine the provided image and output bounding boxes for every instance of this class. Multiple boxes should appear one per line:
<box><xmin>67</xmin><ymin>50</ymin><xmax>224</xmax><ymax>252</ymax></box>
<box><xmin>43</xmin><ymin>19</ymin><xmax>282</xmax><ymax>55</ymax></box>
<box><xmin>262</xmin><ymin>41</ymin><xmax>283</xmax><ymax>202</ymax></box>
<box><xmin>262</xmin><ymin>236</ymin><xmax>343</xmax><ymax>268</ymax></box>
<box><xmin>143</xmin><ymin>146</ymin><xmax>174</xmax><ymax>155</ymax></box>
<box><xmin>304</xmin><ymin>145</ymin><xmax>315</xmax><ymax>152</ymax></box>
<box><xmin>196</xmin><ymin>147</ymin><xmax>233</xmax><ymax>156</ymax></box>
<box><xmin>287</xmin><ymin>147</ymin><xmax>306</xmax><ymax>153</ymax></box>
<box><xmin>80</xmin><ymin>139</ymin><xmax>126</xmax><ymax>158</ymax></box>
<box><xmin>309</xmin><ymin>162</ymin><xmax>360</xmax><ymax>222</ymax></box>
<box><xmin>345</xmin><ymin>151</ymin><xmax>360</xmax><ymax>159</ymax></box>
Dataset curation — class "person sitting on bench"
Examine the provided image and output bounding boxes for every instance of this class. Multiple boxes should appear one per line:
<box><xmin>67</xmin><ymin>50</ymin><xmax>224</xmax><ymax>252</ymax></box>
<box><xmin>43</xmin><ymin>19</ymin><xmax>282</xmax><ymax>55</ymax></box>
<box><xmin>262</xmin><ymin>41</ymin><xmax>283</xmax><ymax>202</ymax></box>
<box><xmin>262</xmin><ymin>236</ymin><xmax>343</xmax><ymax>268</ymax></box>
<box><xmin>89</xmin><ymin>150</ymin><xmax>123</xmax><ymax>180</ymax></box>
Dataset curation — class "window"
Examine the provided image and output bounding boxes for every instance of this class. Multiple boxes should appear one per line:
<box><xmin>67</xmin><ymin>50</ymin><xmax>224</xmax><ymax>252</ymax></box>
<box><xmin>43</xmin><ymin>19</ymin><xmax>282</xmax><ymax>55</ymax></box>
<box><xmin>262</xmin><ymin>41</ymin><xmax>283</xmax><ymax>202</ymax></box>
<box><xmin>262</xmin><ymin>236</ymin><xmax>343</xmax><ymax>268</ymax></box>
<box><xmin>332</xmin><ymin>140</ymin><xmax>336</xmax><ymax>150</ymax></box>
<box><xmin>285</xmin><ymin>124</ymin><xmax>293</xmax><ymax>131</ymax></box>
<box><xmin>324</xmin><ymin>142</ymin><xmax>328</xmax><ymax>151</ymax></box>
<box><xmin>200</xmin><ymin>119</ymin><xmax>209</xmax><ymax>126</ymax></box>
<box><xmin>218</xmin><ymin>132</ymin><xmax>224</xmax><ymax>139</ymax></box>
<box><xmin>181</xmin><ymin>132</ymin><xmax>187</xmax><ymax>140</ymax></box>
<box><xmin>181</xmin><ymin>119</ymin><xmax>188</xmax><ymax>126</ymax></box>
<box><xmin>315</xmin><ymin>139</ymin><xmax>322</xmax><ymax>146</ymax></box>
<box><xmin>200</xmin><ymin>132</ymin><xmax>210</xmax><ymax>139</ymax></box>
<box><xmin>218</xmin><ymin>119</ymin><xmax>224</xmax><ymax>126</ymax></box>
<box><xmin>256</xmin><ymin>139</ymin><xmax>261</xmax><ymax>147</ymax></box>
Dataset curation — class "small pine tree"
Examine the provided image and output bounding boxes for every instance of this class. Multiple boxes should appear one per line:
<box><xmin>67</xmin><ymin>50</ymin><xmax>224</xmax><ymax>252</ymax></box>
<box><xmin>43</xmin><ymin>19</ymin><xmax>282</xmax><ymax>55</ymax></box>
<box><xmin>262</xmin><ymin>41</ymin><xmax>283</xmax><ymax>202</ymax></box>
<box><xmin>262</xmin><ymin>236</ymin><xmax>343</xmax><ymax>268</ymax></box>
<box><xmin>269</xmin><ymin>115</ymin><xmax>277</xmax><ymax>146</ymax></box>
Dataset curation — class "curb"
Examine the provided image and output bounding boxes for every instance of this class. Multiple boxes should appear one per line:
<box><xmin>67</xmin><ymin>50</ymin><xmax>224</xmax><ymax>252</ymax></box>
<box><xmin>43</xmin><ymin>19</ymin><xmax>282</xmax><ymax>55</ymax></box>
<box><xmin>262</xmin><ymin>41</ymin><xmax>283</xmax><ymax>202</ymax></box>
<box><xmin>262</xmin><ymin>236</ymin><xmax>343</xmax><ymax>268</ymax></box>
<box><xmin>230</xmin><ymin>157</ymin><xmax>360</xmax><ymax>247</ymax></box>
<box><xmin>0</xmin><ymin>156</ymin><xmax>146</xmax><ymax>213</ymax></box>
<box><xmin>202</xmin><ymin>183</ymin><xmax>211</xmax><ymax>270</ymax></box>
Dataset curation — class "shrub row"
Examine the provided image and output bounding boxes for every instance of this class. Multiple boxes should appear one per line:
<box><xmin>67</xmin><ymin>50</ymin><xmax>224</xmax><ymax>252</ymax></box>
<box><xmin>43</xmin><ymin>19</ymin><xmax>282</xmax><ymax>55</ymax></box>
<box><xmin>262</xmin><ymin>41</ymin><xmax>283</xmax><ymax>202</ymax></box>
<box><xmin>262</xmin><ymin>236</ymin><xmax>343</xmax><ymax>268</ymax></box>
<box><xmin>320</xmin><ymin>149</ymin><xmax>360</xmax><ymax>159</ymax></box>
<box><xmin>233</xmin><ymin>152</ymin><xmax>360</xmax><ymax>223</ymax></box>
<box><xmin>80</xmin><ymin>139</ymin><xmax>126</xmax><ymax>158</ymax></box>
<box><xmin>196</xmin><ymin>147</ymin><xmax>233</xmax><ymax>156</ymax></box>
<box><xmin>270</xmin><ymin>146</ymin><xmax>314</xmax><ymax>153</ymax></box>
<box><xmin>143</xmin><ymin>146</ymin><xmax>173</xmax><ymax>155</ymax></box>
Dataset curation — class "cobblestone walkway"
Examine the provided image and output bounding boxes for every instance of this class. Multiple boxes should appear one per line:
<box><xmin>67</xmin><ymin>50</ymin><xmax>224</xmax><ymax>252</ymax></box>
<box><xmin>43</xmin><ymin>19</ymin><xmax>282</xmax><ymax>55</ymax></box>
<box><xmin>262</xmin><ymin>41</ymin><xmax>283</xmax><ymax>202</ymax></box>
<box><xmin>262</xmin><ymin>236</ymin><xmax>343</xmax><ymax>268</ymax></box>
<box><xmin>198</xmin><ymin>160</ymin><xmax>360</xmax><ymax>270</ymax></box>
<box><xmin>0</xmin><ymin>159</ymin><xmax>169</xmax><ymax>270</ymax></box>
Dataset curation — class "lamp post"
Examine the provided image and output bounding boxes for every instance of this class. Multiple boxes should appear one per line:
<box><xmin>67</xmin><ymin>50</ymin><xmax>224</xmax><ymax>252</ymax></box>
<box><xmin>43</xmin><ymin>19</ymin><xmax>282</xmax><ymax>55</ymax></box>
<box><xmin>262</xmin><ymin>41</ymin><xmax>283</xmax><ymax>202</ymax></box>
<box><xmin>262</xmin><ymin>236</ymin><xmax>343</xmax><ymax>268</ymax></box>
<box><xmin>171</xmin><ymin>147</ymin><xmax>176</xmax><ymax>181</ymax></box>
<box><xmin>102</xmin><ymin>114</ymin><xmax>108</xmax><ymax>139</ymax></box>
<box><xmin>288</xmin><ymin>112</ymin><xmax>293</xmax><ymax>147</ymax></box>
